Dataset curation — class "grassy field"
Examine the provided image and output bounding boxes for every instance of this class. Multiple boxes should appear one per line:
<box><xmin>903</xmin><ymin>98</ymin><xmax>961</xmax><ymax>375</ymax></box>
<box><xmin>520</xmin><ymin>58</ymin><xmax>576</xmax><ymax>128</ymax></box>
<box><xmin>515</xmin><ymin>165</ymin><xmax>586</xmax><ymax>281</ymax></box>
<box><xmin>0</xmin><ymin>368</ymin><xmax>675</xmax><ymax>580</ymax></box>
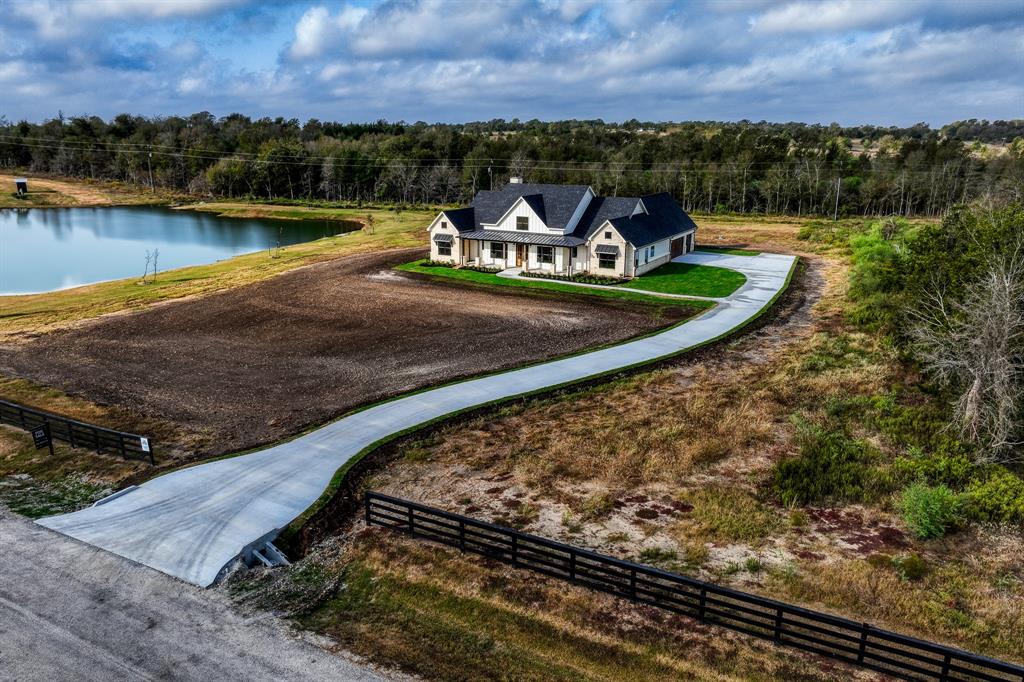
<box><xmin>247</xmin><ymin>213</ymin><xmax>1023</xmax><ymax>678</ymax></box>
<box><xmin>695</xmin><ymin>246</ymin><xmax>762</xmax><ymax>256</ymax></box>
<box><xmin>0</xmin><ymin>173</ymin><xmax>186</xmax><ymax>208</ymax></box>
<box><xmin>0</xmin><ymin>205</ymin><xmax>432</xmax><ymax>340</ymax></box>
<box><xmin>235</xmin><ymin>530</ymin><xmax>843</xmax><ymax>682</ymax></box>
<box><xmin>396</xmin><ymin>259</ymin><xmax>715</xmax><ymax>310</ymax></box>
<box><xmin>620</xmin><ymin>262</ymin><xmax>747</xmax><ymax>297</ymax></box>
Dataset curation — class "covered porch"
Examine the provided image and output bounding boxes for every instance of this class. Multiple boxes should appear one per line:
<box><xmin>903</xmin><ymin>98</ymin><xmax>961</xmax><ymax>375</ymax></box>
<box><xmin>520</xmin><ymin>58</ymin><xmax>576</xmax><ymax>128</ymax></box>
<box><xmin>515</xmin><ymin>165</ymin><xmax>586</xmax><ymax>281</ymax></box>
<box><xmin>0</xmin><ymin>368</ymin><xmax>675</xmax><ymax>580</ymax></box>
<box><xmin>458</xmin><ymin>230</ymin><xmax>586</xmax><ymax>276</ymax></box>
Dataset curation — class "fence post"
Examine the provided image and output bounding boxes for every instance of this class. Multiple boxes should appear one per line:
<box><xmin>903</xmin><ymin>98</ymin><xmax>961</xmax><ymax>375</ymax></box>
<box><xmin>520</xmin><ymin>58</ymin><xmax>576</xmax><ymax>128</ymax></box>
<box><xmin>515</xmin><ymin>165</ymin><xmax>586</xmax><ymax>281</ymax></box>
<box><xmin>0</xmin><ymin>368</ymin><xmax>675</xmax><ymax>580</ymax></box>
<box><xmin>117</xmin><ymin>433</ymin><xmax>126</xmax><ymax>459</ymax></box>
<box><xmin>407</xmin><ymin>505</ymin><xmax>415</xmax><ymax>535</ymax></box>
<box><xmin>629</xmin><ymin>568</ymin><xmax>637</xmax><ymax>599</ymax></box>
<box><xmin>511</xmin><ymin>534</ymin><xmax>518</xmax><ymax>565</ymax></box>
<box><xmin>364</xmin><ymin>495</ymin><xmax>372</xmax><ymax>527</ymax></box>
<box><xmin>93</xmin><ymin>427</ymin><xmax>101</xmax><ymax>452</ymax></box>
<box><xmin>773</xmin><ymin>607</ymin><xmax>784</xmax><ymax>642</ymax></box>
<box><xmin>698</xmin><ymin>587</ymin><xmax>707</xmax><ymax>622</ymax></box>
<box><xmin>569</xmin><ymin>552</ymin><xmax>577</xmax><ymax>581</ymax></box>
<box><xmin>939</xmin><ymin>653</ymin><xmax>951</xmax><ymax>682</ymax></box>
<box><xmin>18</xmin><ymin>406</ymin><xmax>27</xmax><ymax>428</ymax></box>
<box><xmin>857</xmin><ymin>623</ymin><xmax>869</xmax><ymax>664</ymax></box>
<box><xmin>458</xmin><ymin>520</ymin><xmax>466</xmax><ymax>552</ymax></box>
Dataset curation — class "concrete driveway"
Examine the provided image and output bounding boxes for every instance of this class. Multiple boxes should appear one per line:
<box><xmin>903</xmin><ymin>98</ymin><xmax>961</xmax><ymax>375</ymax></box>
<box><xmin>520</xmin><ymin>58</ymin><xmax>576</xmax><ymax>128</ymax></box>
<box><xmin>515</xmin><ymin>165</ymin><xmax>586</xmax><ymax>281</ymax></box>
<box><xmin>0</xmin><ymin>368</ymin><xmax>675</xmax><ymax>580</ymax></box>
<box><xmin>39</xmin><ymin>250</ymin><xmax>797</xmax><ymax>587</ymax></box>
<box><xmin>0</xmin><ymin>508</ymin><xmax>389</xmax><ymax>681</ymax></box>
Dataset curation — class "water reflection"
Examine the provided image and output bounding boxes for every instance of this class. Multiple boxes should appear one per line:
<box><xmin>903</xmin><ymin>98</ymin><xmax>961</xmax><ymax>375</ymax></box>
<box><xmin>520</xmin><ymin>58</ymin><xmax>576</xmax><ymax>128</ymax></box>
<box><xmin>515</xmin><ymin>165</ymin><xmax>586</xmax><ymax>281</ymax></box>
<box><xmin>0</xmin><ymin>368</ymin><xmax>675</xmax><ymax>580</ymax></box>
<box><xmin>0</xmin><ymin>206</ymin><xmax>360</xmax><ymax>295</ymax></box>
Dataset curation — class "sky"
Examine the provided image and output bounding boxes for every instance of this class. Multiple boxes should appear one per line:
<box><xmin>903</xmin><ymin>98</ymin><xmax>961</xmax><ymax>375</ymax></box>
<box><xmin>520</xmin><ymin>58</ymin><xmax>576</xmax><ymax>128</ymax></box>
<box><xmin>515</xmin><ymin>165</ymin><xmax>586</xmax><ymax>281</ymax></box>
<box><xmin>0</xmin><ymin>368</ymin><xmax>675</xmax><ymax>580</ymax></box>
<box><xmin>1</xmin><ymin>0</ymin><xmax>1022</xmax><ymax>126</ymax></box>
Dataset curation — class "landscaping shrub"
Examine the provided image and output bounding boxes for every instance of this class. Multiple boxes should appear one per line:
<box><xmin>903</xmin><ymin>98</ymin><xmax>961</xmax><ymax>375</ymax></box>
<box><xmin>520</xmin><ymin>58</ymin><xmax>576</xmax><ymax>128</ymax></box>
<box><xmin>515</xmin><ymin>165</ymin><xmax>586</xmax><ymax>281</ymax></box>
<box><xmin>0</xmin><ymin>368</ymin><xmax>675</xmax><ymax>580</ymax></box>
<box><xmin>899</xmin><ymin>483</ymin><xmax>960</xmax><ymax>539</ymax></box>
<box><xmin>772</xmin><ymin>420</ymin><xmax>885</xmax><ymax>506</ymax></box>
<box><xmin>961</xmin><ymin>469</ymin><xmax>1024</xmax><ymax>525</ymax></box>
<box><xmin>519</xmin><ymin>271</ymin><xmax>626</xmax><ymax>285</ymax></box>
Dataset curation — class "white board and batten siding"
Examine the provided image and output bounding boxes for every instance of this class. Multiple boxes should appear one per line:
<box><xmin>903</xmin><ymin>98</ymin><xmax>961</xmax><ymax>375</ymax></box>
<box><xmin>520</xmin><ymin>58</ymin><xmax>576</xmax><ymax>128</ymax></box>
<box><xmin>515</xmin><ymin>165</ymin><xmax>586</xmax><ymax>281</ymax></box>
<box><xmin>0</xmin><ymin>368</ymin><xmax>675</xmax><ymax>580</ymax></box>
<box><xmin>427</xmin><ymin>213</ymin><xmax>460</xmax><ymax>263</ymax></box>
<box><xmin>487</xmin><ymin>198</ymin><xmax>551</xmax><ymax>234</ymax></box>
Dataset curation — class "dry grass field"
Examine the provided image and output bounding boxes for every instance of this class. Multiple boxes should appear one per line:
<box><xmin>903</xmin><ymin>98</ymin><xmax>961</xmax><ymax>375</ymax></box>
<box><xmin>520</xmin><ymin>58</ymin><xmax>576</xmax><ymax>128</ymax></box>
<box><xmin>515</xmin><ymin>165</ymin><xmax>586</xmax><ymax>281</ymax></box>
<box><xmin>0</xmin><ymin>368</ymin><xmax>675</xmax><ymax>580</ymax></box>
<box><xmin>236</xmin><ymin>214</ymin><xmax>1023</xmax><ymax>680</ymax></box>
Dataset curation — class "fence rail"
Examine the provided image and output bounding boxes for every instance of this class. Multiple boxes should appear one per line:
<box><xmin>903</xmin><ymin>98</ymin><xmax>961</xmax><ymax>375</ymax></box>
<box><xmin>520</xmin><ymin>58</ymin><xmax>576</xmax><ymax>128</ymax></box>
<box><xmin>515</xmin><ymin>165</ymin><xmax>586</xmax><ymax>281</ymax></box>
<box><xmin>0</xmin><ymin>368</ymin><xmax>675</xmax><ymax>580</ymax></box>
<box><xmin>0</xmin><ymin>399</ymin><xmax>154</xmax><ymax>464</ymax></box>
<box><xmin>365</xmin><ymin>492</ymin><xmax>1024</xmax><ymax>682</ymax></box>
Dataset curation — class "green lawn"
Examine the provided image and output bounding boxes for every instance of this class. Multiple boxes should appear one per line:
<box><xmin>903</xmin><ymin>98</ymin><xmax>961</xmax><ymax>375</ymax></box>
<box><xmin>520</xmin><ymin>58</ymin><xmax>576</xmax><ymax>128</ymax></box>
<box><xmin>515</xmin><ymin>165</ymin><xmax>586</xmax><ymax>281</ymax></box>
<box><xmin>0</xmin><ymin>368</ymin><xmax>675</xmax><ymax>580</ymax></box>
<box><xmin>620</xmin><ymin>262</ymin><xmax>747</xmax><ymax>297</ymax></box>
<box><xmin>695</xmin><ymin>246</ymin><xmax>762</xmax><ymax>256</ymax></box>
<box><xmin>395</xmin><ymin>260</ymin><xmax>713</xmax><ymax>310</ymax></box>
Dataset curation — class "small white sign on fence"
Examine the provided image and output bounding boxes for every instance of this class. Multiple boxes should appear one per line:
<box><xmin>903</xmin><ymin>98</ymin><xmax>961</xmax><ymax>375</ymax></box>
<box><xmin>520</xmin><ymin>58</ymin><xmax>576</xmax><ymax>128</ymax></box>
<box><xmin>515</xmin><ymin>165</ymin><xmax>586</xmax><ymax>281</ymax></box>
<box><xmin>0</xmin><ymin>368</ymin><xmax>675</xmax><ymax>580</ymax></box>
<box><xmin>139</xmin><ymin>437</ymin><xmax>150</xmax><ymax>453</ymax></box>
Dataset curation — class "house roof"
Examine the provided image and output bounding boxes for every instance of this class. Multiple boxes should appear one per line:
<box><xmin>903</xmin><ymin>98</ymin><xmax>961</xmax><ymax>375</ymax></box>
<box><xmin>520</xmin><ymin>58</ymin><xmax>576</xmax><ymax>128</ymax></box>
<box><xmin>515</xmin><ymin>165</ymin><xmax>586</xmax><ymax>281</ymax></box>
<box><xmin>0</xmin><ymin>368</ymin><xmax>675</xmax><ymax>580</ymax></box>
<box><xmin>440</xmin><ymin>207</ymin><xmax>476</xmax><ymax>233</ymax></box>
<box><xmin>472</xmin><ymin>183</ymin><xmax>591</xmax><ymax>231</ymax></box>
<box><xmin>442</xmin><ymin>183</ymin><xmax>697</xmax><ymax>248</ymax></box>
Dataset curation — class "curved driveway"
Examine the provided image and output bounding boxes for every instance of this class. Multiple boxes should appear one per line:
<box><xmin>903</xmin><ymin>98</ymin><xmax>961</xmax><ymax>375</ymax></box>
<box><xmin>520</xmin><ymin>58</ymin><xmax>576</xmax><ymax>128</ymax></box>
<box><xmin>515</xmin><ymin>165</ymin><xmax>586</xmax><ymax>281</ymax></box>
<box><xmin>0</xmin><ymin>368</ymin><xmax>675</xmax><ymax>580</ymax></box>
<box><xmin>40</xmin><ymin>251</ymin><xmax>797</xmax><ymax>587</ymax></box>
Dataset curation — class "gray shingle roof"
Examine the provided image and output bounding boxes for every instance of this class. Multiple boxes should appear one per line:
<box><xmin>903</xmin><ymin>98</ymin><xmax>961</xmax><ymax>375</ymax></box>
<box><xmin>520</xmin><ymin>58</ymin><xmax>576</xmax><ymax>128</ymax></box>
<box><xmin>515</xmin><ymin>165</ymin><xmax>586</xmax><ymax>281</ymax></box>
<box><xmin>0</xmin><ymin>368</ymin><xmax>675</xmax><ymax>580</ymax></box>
<box><xmin>452</xmin><ymin>183</ymin><xmax>697</xmax><ymax>248</ymax></box>
<box><xmin>471</xmin><ymin>183</ymin><xmax>591</xmax><ymax>231</ymax></box>
<box><xmin>440</xmin><ymin>207</ymin><xmax>476</xmax><ymax>233</ymax></box>
<box><xmin>459</xmin><ymin>230</ymin><xmax>586</xmax><ymax>247</ymax></box>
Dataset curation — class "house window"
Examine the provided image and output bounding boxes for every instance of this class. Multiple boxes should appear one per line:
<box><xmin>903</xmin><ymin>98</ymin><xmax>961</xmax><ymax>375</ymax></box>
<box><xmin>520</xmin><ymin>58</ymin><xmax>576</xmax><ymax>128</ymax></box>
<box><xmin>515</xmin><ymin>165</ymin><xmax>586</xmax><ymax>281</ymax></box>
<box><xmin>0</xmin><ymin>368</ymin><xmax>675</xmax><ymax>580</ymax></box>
<box><xmin>649</xmin><ymin>246</ymin><xmax>655</xmax><ymax>259</ymax></box>
<box><xmin>516</xmin><ymin>216</ymin><xmax>529</xmax><ymax>230</ymax></box>
<box><xmin>490</xmin><ymin>242</ymin><xmax>506</xmax><ymax>260</ymax></box>
<box><xmin>570</xmin><ymin>246</ymin><xmax>577</xmax><ymax>259</ymax></box>
<box><xmin>437</xmin><ymin>242</ymin><xmax>452</xmax><ymax>256</ymax></box>
<box><xmin>604</xmin><ymin>231</ymin><xmax>612</xmax><ymax>239</ymax></box>
<box><xmin>537</xmin><ymin>246</ymin><xmax>554</xmax><ymax>264</ymax></box>
<box><xmin>598</xmin><ymin>254</ymin><xmax>616</xmax><ymax>269</ymax></box>
<box><xmin>441</xmin><ymin>221</ymin><xmax>448</xmax><ymax>230</ymax></box>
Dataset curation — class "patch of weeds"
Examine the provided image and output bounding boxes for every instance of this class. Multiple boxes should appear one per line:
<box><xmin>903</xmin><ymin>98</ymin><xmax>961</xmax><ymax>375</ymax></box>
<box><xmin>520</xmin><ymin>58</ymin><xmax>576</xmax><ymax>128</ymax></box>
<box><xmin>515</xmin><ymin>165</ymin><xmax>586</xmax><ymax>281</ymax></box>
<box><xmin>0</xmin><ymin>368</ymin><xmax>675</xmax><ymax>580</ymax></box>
<box><xmin>677</xmin><ymin>486</ymin><xmax>782</xmax><ymax>544</ymax></box>
<box><xmin>898</xmin><ymin>482</ymin><xmax>960</xmax><ymax>539</ymax></box>
<box><xmin>787</xmin><ymin>509</ymin><xmax>809</xmax><ymax>528</ymax></box>
<box><xmin>799</xmin><ymin>333</ymin><xmax>875</xmax><ymax>373</ymax></box>
<box><xmin>892</xmin><ymin>554</ymin><xmax>928</xmax><ymax>582</ymax></box>
<box><xmin>721</xmin><ymin>562</ymin><xmax>743</xmax><ymax>577</ymax></box>
<box><xmin>961</xmin><ymin>468</ymin><xmax>1024</xmax><ymax>525</ymax></box>
<box><xmin>0</xmin><ymin>474</ymin><xmax>107</xmax><ymax>518</ymax></box>
<box><xmin>745</xmin><ymin>557</ymin><xmax>763</xmax><ymax>573</ymax></box>
<box><xmin>579</xmin><ymin>491</ymin><xmax>616</xmax><ymax>521</ymax></box>
<box><xmin>637</xmin><ymin>546</ymin><xmax>679</xmax><ymax>570</ymax></box>
<box><xmin>561</xmin><ymin>509</ymin><xmax>583</xmax><ymax>534</ymax></box>
<box><xmin>772</xmin><ymin>417</ymin><xmax>889</xmax><ymax>506</ymax></box>
<box><xmin>682</xmin><ymin>541</ymin><xmax>709</xmax><ymax>569</ymax></box>
<box><xmin>605</xmin><ymin>531</ymin><xmax>630</xmax><ymax>544</ymax></box>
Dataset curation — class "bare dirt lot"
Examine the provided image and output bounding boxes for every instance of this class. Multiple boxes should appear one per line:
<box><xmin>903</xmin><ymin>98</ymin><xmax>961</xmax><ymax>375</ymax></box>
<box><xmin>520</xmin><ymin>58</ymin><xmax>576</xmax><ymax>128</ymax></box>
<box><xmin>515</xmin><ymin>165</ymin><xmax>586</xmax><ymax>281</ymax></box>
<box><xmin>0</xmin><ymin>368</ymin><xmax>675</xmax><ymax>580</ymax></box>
<box><xmin>0</xmin><ymin>248</ymin><xmax>696</xmax><ymax>459</ymax></box>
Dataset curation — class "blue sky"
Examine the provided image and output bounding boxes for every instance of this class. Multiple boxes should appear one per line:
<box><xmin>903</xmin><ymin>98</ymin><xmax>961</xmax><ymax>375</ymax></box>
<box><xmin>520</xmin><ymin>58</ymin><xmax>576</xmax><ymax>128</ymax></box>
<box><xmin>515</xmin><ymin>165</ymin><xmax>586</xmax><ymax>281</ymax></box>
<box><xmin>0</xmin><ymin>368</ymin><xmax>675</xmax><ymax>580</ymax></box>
<box><xmin>1</xmin><ymin>0</ymin><xmax>1021</xmax><ymax>125</ymax></box>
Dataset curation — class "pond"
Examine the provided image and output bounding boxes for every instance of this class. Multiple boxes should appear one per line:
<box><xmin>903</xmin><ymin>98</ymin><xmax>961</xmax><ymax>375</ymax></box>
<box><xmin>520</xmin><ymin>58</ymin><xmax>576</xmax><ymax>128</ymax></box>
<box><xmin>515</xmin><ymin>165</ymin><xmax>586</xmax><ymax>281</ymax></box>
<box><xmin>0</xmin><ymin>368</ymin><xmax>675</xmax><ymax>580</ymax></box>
<box><xmin>0</xmin><ymin>206</ymin><xmax>361</xmax><ymax>295</ymax></box>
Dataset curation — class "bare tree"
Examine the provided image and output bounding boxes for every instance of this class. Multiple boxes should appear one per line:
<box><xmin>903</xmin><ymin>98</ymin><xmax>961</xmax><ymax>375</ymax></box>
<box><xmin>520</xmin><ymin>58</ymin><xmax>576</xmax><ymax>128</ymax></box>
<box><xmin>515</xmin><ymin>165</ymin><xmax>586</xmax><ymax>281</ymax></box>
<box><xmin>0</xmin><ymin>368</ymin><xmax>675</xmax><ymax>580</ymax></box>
<box><xmin>141</xmin><ymin>250</ymin><xmax>152</xmax><ymax>284</ymax></box>
<box><xmin>909</xmin><ymin>241</ymin><xmax>1024</xmax><ymax>461</ymax></box>
<box><xmin>152</xmin><ymin>248</ymin><xmax>159</xmax><ymax>283</ymax></box>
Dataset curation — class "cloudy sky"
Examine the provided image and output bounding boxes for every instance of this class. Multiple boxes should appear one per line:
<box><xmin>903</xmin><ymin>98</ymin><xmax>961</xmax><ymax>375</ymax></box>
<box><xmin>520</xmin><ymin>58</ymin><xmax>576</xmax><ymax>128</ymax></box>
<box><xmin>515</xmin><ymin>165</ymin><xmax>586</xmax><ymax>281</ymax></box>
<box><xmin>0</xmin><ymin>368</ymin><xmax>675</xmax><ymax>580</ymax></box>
<box><xmin>1</xmin><ymin>0</ymin><xmax>1022</xmax><ymax>125</ymax></box>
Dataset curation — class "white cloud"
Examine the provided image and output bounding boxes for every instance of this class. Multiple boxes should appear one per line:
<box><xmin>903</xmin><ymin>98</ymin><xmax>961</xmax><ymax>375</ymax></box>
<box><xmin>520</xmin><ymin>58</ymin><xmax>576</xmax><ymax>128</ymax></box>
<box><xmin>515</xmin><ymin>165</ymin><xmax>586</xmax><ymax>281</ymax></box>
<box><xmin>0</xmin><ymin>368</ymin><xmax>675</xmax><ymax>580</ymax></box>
<box><xmin>750</xmin><ymin>0</ymin><xmax>919</xmax><ymax>34</ymax></box>
<box><xmin>289</xmin><ymin>5</ymin><xmax>368</xmax><ymax>59</ymax></box>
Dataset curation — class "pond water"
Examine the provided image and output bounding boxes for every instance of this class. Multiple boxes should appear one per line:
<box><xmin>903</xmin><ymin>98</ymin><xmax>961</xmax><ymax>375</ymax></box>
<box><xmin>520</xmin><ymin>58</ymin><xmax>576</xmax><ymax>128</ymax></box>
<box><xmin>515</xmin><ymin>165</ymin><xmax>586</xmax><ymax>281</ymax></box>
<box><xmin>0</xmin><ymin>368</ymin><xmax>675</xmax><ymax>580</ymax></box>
<box><xmin>0</xmin><ymin>206</ymin><xmax>360</xmax><ymax>295</ymax></box>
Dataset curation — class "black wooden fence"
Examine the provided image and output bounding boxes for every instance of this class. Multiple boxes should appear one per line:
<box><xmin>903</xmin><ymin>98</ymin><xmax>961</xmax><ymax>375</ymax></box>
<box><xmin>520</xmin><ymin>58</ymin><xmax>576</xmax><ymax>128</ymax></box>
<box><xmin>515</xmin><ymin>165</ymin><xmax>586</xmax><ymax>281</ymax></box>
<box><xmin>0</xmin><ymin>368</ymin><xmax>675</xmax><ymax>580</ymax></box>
<box><xmin>0</xmin><ymin>399</ymin><xmax>154</xmax><ymax>464</ymax></box>
<box><xmin>365</xmin><ymin>492</ymin><xmax>1024</xmax><ymax>682</ymax></box>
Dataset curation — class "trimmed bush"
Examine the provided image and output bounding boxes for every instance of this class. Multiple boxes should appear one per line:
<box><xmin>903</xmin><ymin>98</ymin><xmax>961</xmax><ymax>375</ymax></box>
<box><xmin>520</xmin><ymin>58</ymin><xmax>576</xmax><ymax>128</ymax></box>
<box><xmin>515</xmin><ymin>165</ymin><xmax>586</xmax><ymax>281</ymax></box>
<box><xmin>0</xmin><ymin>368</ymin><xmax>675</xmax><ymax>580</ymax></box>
<box><xmin>899</xmin><ymin>483</ymin><xmax>960</xmax><ymax>539</ymax></box>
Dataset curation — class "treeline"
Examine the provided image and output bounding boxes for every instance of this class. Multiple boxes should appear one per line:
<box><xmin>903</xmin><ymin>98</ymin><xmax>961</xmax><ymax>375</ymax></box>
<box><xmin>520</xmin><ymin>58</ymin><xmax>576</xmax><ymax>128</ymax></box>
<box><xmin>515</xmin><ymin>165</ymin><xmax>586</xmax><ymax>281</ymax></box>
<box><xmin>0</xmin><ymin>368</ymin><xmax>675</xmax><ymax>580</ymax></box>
<box><xmin>1</xmin><ymin>113</ymin><xmax>1022</xmax><ymax>217</ymax></box>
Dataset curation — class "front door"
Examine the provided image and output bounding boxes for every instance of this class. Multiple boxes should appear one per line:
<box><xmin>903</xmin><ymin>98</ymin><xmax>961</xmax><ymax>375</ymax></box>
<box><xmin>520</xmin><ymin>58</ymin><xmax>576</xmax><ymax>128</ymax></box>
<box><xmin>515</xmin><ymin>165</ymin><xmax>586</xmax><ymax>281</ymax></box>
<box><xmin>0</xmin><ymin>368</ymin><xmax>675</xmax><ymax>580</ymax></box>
<box><xmin>516</xmin><ymin>244</ymin><xmax>525</xmax><ymax>267</ymax></box>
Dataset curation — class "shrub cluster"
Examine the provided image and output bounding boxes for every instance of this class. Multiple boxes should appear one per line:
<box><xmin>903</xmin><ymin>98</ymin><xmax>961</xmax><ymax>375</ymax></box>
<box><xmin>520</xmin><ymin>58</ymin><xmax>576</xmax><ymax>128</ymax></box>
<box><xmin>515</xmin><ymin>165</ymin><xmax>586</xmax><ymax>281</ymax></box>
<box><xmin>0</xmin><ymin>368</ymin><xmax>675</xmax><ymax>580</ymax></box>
<box><xmin>898</xmin><ymin>483</ymin><xmax>960</xmax><ymax>539</ymax></box>
<box><xmin>519</xmin><ymin>270</ymin><xmax>627</xmax><ymax>285</ymax></box>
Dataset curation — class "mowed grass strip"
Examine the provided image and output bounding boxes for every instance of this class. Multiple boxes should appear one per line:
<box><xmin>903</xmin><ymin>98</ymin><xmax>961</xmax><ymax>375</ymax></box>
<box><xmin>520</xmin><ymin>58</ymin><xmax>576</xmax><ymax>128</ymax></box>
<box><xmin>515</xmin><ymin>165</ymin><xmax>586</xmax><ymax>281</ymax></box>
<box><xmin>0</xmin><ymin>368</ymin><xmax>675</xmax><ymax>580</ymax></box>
<box><xmin>396</xmin><ymin>260</ymin><xmax>714</xmax><ymax>310</ymax></box>
<box><xmin>620</xmin><ymin>262</ymin><xmax>747</xmax><ymax>298</ymax></box>
<box><xmin>0</xmin><ymin>205</ymin><xmax>433</xmax><ymax>338</ymax></box>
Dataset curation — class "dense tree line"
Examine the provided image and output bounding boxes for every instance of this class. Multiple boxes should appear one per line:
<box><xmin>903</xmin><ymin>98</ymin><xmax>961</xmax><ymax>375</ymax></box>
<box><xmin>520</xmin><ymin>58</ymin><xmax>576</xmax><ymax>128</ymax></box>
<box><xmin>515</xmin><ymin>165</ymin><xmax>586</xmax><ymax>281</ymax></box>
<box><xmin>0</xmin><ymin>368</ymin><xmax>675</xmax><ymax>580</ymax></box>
<box><xmin>1</xmin><ymin>113</ymin><xmax>1021</xmax><ymax>217</ymax></box>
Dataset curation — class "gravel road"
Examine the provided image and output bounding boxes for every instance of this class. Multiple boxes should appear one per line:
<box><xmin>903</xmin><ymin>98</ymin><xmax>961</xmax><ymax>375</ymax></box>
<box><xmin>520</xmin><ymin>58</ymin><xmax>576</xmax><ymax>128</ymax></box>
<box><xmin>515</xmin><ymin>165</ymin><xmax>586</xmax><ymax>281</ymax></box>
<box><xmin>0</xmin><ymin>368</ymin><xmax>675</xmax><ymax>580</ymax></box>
<box><xmin>0</xmin><ymin>507</ymin><xmax>392</xmax><ymax>681</ymax></box>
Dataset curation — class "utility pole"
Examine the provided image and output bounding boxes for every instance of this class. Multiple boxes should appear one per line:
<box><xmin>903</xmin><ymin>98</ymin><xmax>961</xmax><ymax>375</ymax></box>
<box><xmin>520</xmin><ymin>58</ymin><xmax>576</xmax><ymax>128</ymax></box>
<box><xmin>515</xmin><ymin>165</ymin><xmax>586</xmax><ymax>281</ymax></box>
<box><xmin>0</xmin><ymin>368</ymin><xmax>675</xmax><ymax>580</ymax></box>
<box><xmin>148</xmin><ymin>152</ymin><xmax>154</xmax><ymax>193</ymax></box>
<box><xmin>833</xmin><ymin>176</ymin><xmax>841</xmax><ymax>221</ymax></box>
<box><xmin>487</xmin><ymin>163</ymin><xmax>493</xmax><ymax>190</ymax></box>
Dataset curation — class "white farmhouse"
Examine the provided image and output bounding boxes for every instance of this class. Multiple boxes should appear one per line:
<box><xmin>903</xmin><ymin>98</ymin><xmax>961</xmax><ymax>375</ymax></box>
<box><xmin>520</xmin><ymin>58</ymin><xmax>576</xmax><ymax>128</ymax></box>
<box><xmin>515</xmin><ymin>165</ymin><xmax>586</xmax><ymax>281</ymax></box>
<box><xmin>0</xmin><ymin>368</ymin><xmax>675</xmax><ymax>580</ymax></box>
<box><xmin>427</xmin><ymin>178</ymin><xmax>697</xmax><ymax>279</ymax></box>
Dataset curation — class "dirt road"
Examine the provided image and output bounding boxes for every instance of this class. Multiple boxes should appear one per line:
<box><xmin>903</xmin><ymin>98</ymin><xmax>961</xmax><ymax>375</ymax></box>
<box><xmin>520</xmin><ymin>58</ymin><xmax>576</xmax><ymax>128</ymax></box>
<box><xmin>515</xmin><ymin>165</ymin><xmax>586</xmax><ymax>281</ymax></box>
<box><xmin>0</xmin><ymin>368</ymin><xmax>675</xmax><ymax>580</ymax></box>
<box><xmin>0</xmin><ymin>507</ymin><xmax>391</xmax><ymax>681</ymax></box>
<box><xmin>0</xmin><ymin>249</ymin><xmax>695</xmax><ymax>458</ymax></box>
